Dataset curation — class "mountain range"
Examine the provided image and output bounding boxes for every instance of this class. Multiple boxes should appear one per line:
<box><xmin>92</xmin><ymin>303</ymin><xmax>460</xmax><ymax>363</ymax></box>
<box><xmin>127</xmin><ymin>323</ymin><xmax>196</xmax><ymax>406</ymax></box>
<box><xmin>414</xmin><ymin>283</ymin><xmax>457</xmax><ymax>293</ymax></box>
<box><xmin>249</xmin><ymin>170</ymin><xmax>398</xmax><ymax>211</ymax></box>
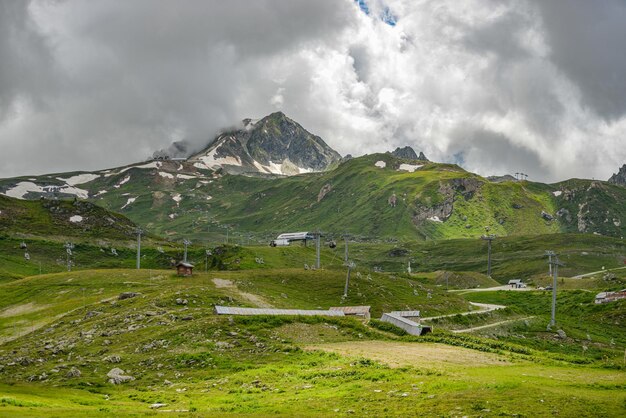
<box><xmin>0</xmin><ymin>112</ymin><xmax>625</xmax><ymax>242</ymax></box>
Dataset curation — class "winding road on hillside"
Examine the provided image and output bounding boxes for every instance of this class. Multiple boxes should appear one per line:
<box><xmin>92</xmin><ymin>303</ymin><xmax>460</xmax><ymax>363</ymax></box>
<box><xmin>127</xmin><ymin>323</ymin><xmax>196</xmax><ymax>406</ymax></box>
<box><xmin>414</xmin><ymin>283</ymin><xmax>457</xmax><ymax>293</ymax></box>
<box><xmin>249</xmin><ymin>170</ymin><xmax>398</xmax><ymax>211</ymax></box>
<box><xmin>420</xmin><ymin>302</ymin><xmax>535</xmax><ymax>334</ymax></box>
<box><xmin>420</xmin><ymin>302</ymin><xmax>506</xmax><ymax>321</ymax></box>
<box><xmin>451</xmin><ymin>316</ymin><xmax>535</xmax><ymax>333</ymax></box>
<box><xmin>571</xmin><ymin>265</ymin><xmax>626</xmax><ymax>279</ymax></box>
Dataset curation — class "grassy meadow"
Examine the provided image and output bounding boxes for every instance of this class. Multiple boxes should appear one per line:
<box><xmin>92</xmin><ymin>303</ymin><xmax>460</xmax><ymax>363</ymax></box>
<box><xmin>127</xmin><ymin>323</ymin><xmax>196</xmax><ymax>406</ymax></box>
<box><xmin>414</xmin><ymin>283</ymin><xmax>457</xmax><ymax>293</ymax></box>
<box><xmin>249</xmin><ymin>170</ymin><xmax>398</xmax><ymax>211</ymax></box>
<box><xmin>0</xmin><ymin>265</ymin><xmax>623</xmax><ymax>417</ymax></box>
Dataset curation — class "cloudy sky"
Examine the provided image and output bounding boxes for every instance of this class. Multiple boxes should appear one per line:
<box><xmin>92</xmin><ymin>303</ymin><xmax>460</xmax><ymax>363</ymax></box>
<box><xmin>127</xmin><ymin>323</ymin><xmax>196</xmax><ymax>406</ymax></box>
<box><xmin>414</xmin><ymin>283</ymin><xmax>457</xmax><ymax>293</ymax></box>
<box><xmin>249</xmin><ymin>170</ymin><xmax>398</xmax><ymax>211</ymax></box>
<box><xmin>1</xmin><ymin>0</ymin><xmax>625</xmax><ymax>182</ymax></box>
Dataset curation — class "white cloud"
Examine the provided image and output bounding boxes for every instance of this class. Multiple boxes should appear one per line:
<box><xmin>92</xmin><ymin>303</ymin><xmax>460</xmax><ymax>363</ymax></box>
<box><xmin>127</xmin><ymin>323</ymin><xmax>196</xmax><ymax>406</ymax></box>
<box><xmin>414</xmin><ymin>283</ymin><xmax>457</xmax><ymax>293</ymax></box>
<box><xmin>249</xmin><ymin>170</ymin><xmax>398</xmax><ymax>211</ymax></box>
<box><xmin>0</xmin><ymin>0</ymin><xmax>624</xmax><ymax>183</ymax></box>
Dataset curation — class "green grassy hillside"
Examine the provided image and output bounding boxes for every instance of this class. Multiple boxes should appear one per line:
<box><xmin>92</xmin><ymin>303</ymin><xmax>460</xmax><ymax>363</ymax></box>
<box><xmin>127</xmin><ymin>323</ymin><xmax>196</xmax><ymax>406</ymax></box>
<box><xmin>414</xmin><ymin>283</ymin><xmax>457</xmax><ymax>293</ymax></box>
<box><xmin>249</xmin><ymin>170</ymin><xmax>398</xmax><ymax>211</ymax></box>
<box><xmin>0</xmin><ymin>269</ymin><xmax>623</xmax><ymax>416</ymax></box>
<box><xmin>3</xmin><ymin>154</ymin><xmax>625</xmax><ymax>242</ymax></box>
<box><xmin>0</xmin><ymin>195</ymin><xmax>138</xmax><ymax>240</ymax></box>
<box><xmin>2</xmin><ymin>228</ymin><xmax>625</xmax><ymax>285</ymax></box>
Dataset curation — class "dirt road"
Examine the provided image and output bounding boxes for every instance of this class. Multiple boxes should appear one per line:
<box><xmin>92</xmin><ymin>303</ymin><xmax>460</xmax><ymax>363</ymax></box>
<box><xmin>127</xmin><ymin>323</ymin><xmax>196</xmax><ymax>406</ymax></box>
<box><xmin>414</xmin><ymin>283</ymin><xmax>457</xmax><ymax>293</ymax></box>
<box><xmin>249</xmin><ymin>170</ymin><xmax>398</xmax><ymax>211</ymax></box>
<box><xmin>421</xmin><ymin>302</ymin><xmax>506</xmax><ymax>321</ymax></box>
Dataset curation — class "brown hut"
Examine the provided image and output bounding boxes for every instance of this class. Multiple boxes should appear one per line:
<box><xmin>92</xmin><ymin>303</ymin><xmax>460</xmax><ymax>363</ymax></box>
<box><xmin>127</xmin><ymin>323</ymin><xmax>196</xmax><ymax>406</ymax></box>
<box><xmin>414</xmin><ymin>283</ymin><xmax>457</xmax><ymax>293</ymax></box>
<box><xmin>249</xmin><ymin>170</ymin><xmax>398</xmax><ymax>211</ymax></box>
<box><xmin>176</xmin><ymin>262</ymin><xmax>194</xmax><ymax>277</ymax></box>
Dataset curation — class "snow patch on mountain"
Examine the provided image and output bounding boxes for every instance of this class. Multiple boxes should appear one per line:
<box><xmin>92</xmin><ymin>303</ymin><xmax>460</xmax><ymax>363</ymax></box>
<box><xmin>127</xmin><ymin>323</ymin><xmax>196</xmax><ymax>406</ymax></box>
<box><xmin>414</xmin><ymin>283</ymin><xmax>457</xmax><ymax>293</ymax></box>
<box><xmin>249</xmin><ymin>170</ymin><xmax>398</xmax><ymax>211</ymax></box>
<box><xmin>197</xmin><ymin>147</ymin><xmax>242</xmax><ymax>169</ymax></box>
<box><xmin>177</xmin><ymin>174</ymin><xmax>196</xmax><ymax>180</ymax></box>
<box><xmin>375</xmin><ymin>161</ymin><xmax>386</xmax><ymax>169</ymax></box>
<box><xmin>121</xmin><ymin>197</ymin><xmax>136</xmax><ymax>209</ymax></box>
<box><xmin>69</xmin><ymin>215</ymin><xmax>84</xmax><ymax>223</ymax></box>
<box><xmin>158</xmin><ymin>172</ymin><xmax>174</xmax><ymax>179</ymax></box>
<box><xmin>193</xmin><ymin>162</ymin><xmax>210</xmax><ymax>170</ymax></box>
<box><xmin>398</xmin><ymin>164</ymin><xmax>423</xmax><ymax>173</ymax></box>
<box><xmin>114</xmin><ymin>176</ymin><xmax>131</xmax><ymax>188</ymax></box>
<box><xmin>3</xmin><ymin>181</ymin><xmax>89</xmax><ymax>199</ymax></box>
<box><xmin>57</xmin><ymin>173</ymin><xmax>101</xmax><ymax>186</ymax></box>
<box><xmin>103</xmin><ymin>161</ymin><xmax>161</xmax><ymax>177</ymax></box>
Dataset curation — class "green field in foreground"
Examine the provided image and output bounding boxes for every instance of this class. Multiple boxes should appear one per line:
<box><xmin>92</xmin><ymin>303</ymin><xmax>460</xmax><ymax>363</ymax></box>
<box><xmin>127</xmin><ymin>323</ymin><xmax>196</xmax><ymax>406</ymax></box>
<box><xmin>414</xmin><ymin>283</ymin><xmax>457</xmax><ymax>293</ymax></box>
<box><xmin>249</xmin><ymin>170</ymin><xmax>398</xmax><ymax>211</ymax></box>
<box><xmin>0</xmin><ymin>269</ymin><xmax>623</xmax><ymax>416</ymax></box>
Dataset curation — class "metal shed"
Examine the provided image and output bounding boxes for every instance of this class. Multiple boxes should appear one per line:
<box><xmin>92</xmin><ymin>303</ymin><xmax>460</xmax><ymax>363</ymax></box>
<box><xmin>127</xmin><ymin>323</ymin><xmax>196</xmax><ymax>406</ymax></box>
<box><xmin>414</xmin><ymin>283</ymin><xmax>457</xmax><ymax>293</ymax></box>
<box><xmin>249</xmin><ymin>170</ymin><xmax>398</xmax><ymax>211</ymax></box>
<box><xmin>329</xmin><ymin>306</ymin><xmax>371</xmax><ymax>320</ymax></box>
<box><xmin>214</xmin><ymin>306</ymin><xmax>345</xmax><ymax>317</ymax></box>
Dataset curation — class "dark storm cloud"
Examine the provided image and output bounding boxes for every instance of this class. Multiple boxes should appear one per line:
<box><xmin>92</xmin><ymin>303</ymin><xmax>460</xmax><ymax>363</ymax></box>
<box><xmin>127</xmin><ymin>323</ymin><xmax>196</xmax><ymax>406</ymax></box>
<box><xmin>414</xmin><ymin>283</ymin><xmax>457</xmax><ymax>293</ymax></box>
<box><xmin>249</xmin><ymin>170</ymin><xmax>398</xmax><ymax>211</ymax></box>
<box><xmin>0</xmin><ymin>1</ymin><xmax>56</xmax><ymax>119</ymax></box>
<box><xmin>448</xmin><ymin>125</ymin><xmax>549</xmax><ymax>180</ymax></box>
<box><xmin>0</xmin><ymin>0</ymin><xmax>354</xmax><ymax>177</ymax></box>
<box><xmin>531</xmin><ymin>0</ymin><xmax>626</xmax><ymax>119</ymax></box>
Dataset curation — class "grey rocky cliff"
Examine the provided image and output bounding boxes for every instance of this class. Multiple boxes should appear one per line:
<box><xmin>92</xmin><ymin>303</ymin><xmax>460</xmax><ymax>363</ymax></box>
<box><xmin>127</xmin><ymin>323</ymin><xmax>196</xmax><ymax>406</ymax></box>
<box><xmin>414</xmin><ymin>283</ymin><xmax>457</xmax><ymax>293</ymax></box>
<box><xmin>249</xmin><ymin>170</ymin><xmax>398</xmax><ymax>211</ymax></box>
<box><xmin>390</xmin><ymin>146</ymin><xmax>429</xmax><ymax>161</ymax></box>
<box><xmin>608</xmin><ymin>164</ymin><xmax>626</xmax><ymax>186</ymax></box>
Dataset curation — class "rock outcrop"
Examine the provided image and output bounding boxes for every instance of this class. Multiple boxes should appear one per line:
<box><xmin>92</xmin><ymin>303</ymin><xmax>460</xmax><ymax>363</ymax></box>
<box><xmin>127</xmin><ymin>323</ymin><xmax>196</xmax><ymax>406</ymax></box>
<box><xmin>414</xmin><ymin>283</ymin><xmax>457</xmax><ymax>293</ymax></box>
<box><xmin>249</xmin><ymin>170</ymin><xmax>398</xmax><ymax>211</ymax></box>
<box><xmin>608</xmin><ymin>164</ymin><xmax>626</xmax><ymax>186</ymax></box>
<box><xmin>107</xmin><ymin>368</ymin><xmax>134</xmax><ymax>385</ymax></box>
<box><xmin>390</xmin><ymin>146</ymin><xmax>429</xmax><ymax>161</ymax></box>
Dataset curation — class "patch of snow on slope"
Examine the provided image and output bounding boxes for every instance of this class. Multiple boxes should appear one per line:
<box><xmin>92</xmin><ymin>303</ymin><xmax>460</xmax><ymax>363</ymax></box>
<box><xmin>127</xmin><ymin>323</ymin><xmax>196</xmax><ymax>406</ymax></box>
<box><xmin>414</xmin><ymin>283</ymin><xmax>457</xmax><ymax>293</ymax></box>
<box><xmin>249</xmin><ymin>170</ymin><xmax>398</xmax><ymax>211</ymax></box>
<box><xmin>135</xmin><ymin>161</ymin><xmax>161</xmax><ymax>169</ymax></box>
<box><xmin>168</xmin><ymin>213</ymin><xmax>176</xmax><ymax>219</ymax></box>
<box><xmin>94</xmin><ymin>190</ymin><xmax>108</xmax><ymax>197</ymax></box>
<box><xmin>121</xmin><ymin>197</ymin><xmax>136</xmax><ymax>210</ymax></box>
<box><xmin>398</xmin><ymin>164</ymin><xmax>423</xmax><ymax>173</ymax></box>
<box><xmin>104</xmin><ymin>162</ymin><xmax>160</xmax><ymax>177</ymax></box>
<box><xmin>158</xmin><ymin>172</ymin><xmax>174</xmax><ymax>179</ymax></box>
<box><xmin>252</xmin><ymin>160</ymin><xmax>271</xmax><ymax>174</ymax></box>
<box><xmin>427</xmin><ymin>216</ymin><xmax>443</xmax><ymax>222</ymax></box>
<box><xmin>3</xmin><ymin>182</ymin><xmax>89</xmax><ymax>199</ymax></box>
<box><xmin>4</xmin><ymin>182</ymin><xmax>45</xmax><ymax>199</ymax></box>
<box><xmin>268</xmin><ymin>161</ymin><xmax>285</xmax><ymax>174</ymax></box>
<box><xmin>375</xmin><ymin>161</ymin><xmax>386</xmax><ymax>169</ymax></box>
<box><xmin>193</xmin><ymin>162</ymin><xmax>210</xmax><ymax>170</ymax></box>
<box><xmin>69</xmin><ymin>215</ymin><xmax>84</xmax><ymax>223</ymax></box>
<box><xmin>57</xmin><ymin>173</ymin><xmax>101</xmax><ymax>186</ymax></box>
<box><xmin>198</xmin><ymin>147</ymin><xmax>242</xmax><ymax>168</ymax></box>
<box><xmin>172</xmin><ymin>193</ymin><xmax>182</xmax><ymax>206</ymax></box>
<box><xmin>113</xmin><ymin>176</ymin><xmax>131</xmax><ymax>188</ymax></box>
<box><xmin>177</xmin><ymin>174</ymin><xmax>196</xmax><ymax>180</ymax></box>
<box><xmin>60</xmin><ymin>186</ymin><xmax>89</xmax><ymax>199</ymax></box>
<box><xmin>206</xmin><ymin>195</ymin><xmax>212</xmax><ymax>200</ymax></box>
<box><xmin>553</xmin><ymin>191</ymin><xmax>562</xmax><ymax>197</ymax></box>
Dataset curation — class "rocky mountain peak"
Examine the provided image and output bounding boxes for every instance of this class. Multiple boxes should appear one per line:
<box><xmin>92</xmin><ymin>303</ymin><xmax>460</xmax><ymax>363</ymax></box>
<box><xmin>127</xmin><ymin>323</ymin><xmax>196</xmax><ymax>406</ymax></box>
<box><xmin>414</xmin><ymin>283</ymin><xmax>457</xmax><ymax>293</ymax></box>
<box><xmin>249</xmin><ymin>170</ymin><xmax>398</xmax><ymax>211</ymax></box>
<box><xmin>389</xmin><ymin>146</ymin><xmax>429</xmax><ymax>161</ymax></box>
<box><xmin>608</xmin><ymin>164</ymin><xmax>626</xmax><ymax>186</ymax></box>
<box><xmin>190</xmin><ymin>112</ymin><xmax>341</xmax><ymax>176</ymax></box>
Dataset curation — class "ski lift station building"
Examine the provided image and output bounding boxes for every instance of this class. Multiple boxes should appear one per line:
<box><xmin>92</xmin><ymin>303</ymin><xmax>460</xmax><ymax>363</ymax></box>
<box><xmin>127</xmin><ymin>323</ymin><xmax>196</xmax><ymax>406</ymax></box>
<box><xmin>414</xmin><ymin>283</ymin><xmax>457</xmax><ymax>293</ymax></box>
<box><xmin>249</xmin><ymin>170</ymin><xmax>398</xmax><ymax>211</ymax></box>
<box><xmin>270</xmin><ymin>232</ymin><xmax>316</xmax><ymax>247</ymax></box>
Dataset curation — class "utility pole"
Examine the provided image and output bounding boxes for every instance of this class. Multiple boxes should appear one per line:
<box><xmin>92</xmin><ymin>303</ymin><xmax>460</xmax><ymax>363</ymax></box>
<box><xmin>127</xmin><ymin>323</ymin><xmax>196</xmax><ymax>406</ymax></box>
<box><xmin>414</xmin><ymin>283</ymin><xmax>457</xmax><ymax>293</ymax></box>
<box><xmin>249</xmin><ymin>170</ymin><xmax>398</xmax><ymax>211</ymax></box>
<box><xmin>205</xmin><ymin>249</ymin><xmax>211</xmax><ymax>272</ymax></box>
<box><xmin>315</xmin><ymin>231</ymin><xmax>321</xmax><ymax>269</ymax></box>
<box><xmin>548</xmin><ymin>253</ymin><xmax>564</xmax><ymax>327</ymax></box>
<box><xmin>136</xmin><ymin>228</ymin><xmax>143</xmax><ymax>270</ymax></box>
<box><xmin>344</xmin><ymin>235</ymin><xmax>349</xmax><ymax>265</ymax></box>
<box><xmin>545</xmin><ymin>250</ymin><xmax>555</xmax><ymax>276</ymax></box>
<box><xmin>344</xmin><ymin>261</ymin><xmax>355</xmax><ymax>297</ymax></box>
<box><xmin>183</xmin><ymin>239</ymin><xmax>191</xmax><ymax>263</ymax></box>
<box><xmin>65</xmin><ymin>242</ymin><xmax>74</xmax><ymax>272</ymax></box>
<box><xmin>481</xmin><ymin>228</ymin><xmax>495</xmax><ymax>277</ymax></box>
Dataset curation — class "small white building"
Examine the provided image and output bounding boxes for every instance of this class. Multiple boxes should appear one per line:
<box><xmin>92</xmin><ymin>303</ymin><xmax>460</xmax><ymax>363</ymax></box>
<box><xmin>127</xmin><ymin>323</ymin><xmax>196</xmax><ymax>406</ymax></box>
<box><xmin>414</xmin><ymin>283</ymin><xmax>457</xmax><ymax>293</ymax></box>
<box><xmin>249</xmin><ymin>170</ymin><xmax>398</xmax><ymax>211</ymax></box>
<box><xmin>270</xmin><ymin>232</ymin><xmax>316</xmax><ymax>247</ymax></box>
<box><xmin>508</xmin><ymin>279</ymin><xmax>526</xmax><ymax>288</ymax></box>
